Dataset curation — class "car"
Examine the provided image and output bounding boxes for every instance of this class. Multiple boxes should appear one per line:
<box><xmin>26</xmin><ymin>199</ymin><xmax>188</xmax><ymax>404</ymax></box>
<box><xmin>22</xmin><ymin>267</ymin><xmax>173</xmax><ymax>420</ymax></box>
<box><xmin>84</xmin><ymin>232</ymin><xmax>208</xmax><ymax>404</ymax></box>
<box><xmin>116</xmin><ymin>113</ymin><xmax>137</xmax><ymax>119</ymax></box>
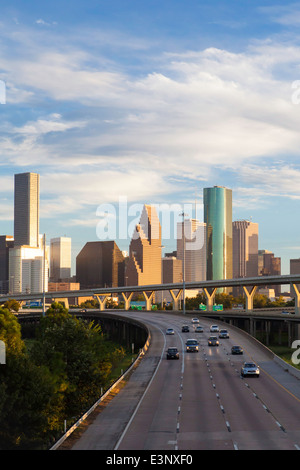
<box><xmin>166</xmin><ymin>328</ymin><xmax>175</xmax><ymax>335</ymax></box>
<box><xmin>186</xmin><ymin>339</ymin><xmax>199</xmax><ymax>352</ymax></box>
<box><xmin>219</xmin><ymin>329</ymin><xmax>229</xmax><ymax>338</ymax></box>
<box><xmin>241</xmin><ymin>362</ymin><xmax>260</xmax><ymax>377</ymax></box>
<box><xmin>210</xmin><ymin>325</ymin><xmax>219</xmax><ymax>332</ymax></box>
<box><xmin>208</xmin><ymin>336</ymin><xmax>219</xmax><ymax>346</ymax></box>
<box><xmin>182</xmin><ymin>325</ymin><xmax>190</xmax><ymax>333</ymax></box>
<box><xmin>231</xmin><ymin>345</ymin><xmax>243</xmax><ymax>355</ymax></box>
<box><xmin>191</xmin><ymin>318</ymin><xmax>199</xmax><ymax>324</ymax></box>
<box><xmin>195</xmin><ymin>325</ymin><xmax>204</xmax><ymax>333</ymax></box>
<box><xmin>281</xmin><ymin>311</ymin><xmax>290</xmax><ymax>315</ymax></box>
<box><xmin>166</xmin><ymin>347</ymin><xmax>179</xmax><ymax>360</ymax></box>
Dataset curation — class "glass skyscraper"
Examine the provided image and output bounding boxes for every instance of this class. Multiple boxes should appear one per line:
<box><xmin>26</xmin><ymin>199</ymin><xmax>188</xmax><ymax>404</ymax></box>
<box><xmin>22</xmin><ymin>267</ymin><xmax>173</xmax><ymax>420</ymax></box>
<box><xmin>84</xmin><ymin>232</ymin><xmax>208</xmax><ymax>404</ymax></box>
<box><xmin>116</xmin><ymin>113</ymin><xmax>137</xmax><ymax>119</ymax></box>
<box><xmin>203</xmin><ymin>186</ymin><xmax>233</xmax><ymax>282</ymax></box>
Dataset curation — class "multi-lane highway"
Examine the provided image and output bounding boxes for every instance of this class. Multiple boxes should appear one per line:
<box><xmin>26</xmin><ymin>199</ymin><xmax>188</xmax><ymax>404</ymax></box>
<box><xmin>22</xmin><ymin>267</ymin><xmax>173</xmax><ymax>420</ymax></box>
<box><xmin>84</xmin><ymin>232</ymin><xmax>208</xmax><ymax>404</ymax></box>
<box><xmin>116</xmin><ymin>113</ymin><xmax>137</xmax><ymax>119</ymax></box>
<box><xmin>69</xmin><ymin>311</ymin><xmax>300</xmax><ymax>451</ymax></box>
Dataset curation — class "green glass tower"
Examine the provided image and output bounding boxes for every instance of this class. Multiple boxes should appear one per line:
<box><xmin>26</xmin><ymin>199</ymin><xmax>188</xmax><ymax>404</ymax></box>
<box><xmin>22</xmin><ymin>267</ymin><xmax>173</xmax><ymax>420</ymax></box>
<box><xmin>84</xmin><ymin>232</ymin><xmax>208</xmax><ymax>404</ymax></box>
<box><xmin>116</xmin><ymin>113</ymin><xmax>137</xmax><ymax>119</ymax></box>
<box><xmin>203</xmin><ymin>186</ymin><xmax>233</xmax><ymax>282</ymax></box>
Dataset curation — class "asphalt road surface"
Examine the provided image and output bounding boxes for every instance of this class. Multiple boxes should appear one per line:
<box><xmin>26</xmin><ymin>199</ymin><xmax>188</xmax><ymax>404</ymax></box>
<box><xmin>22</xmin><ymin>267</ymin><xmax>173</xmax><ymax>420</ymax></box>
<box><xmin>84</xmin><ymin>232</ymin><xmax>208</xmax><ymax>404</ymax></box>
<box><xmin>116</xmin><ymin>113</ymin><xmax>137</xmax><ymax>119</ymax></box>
<box><xmin>69</xmin><ymin>311</ymin><xmax>300</xmax><ymax>451</ymax></box>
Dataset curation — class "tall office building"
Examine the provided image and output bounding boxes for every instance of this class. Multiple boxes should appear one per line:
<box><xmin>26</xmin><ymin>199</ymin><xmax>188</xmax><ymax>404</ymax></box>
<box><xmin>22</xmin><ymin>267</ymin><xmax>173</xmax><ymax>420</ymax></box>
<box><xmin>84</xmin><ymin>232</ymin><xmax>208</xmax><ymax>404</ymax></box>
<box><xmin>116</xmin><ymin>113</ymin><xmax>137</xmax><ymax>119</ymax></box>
<box><xmin>9</xmin><ymin>243</ymin><xmax>49</xmax><ymax>294</ymax></box>
<box><xmin>76</xmin><ymin>241</ymin><xmax>125</xmax><ymax>289</ymax></box>
<box><xmin>177</xmin><ymin>219</ymin><xmax>206</xmax><ymax>282</ymax></box>
<box><xmin>50</xmin><ymin>237</ymin><xmax>72</xmax><ymax>281</ymax></box>
<box><xmin>203</xmin><ymin>186</ymin><xmax>233</xmax><ymax>282</ymax></box>
<box><xmin>14</xmin><ymin>172</ymin><xmax>40</xmax><ymax>247</ymax></box>
<box><xmin>126</xmin><ymin>204</ymin><xmax>162</xmax><ymax>286</ymax></box>
<box><xmin>232</xmin><ymin>220</ymin><xmax>259</xmax><ymax>278</ymax></box>
<box><xmin>232</xmin><ymin>220</ymin><xmax>258</xmax><ymax>295</ymax></box>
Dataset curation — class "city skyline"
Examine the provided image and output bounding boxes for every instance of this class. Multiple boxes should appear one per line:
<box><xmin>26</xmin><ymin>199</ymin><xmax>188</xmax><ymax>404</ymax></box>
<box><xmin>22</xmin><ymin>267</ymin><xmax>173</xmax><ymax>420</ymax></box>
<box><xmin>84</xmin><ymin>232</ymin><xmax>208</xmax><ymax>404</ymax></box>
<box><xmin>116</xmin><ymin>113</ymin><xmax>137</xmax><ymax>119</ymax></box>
<box><xmin>1</xmin><ymin>1</ymin><xmax>300</xmax><ymax>274</ymax></box>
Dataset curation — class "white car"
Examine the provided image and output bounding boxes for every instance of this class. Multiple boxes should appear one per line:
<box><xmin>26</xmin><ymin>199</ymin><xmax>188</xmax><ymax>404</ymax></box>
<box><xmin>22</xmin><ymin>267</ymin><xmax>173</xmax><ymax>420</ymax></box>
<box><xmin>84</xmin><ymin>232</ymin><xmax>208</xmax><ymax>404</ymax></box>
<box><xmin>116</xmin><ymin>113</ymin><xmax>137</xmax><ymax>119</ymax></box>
<box><xmin>191</xmin><ymin>318</ymin><xmax>199</xmax><ymax>324</ymax></box>
<box><xmin>166</xmin><ymin>328</ymin><xmax>175</xmax><ymax>335</ymax></box>
<box><xmin>219</xmin><ymin>329</ymin><xmax>229</xmax><ymax>338</ymax></box>
<box><xmin>210</xmin><ymin>325</ymin><xmax>219</xmax><ymax>332</ymax></box>
<box><xmin>241</xmin><ymin>362</ymin><xmax>260</xmax><ymax>377</ymax></box>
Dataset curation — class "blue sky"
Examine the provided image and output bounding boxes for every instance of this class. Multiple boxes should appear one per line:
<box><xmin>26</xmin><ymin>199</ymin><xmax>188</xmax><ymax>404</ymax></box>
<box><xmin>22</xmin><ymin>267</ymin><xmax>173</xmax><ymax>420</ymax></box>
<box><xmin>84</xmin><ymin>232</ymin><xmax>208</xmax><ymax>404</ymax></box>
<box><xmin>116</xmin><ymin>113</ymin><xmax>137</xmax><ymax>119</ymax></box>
<box><xmin>1</xmin><ymin>1</ymin><xmax>300</xmax><ymax>275</ymax></box>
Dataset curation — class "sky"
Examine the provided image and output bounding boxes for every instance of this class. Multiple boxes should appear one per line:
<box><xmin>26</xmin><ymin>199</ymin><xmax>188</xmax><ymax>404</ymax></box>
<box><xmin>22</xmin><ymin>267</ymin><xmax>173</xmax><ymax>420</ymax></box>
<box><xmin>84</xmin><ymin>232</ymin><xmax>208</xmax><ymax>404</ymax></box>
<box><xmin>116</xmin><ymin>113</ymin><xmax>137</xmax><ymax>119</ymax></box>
<box><xmin>1</xmin><ymin>0</ymin><xmax>300</xmax><ymax>275</ymax></box>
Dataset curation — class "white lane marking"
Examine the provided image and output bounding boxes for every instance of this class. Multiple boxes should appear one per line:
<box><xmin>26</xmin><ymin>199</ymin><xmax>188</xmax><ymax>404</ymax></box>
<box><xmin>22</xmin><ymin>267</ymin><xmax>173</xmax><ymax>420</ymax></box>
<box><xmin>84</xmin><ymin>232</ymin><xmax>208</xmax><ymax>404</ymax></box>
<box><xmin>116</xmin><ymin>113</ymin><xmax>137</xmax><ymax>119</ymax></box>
<box><xmin>114</xmin><ymin>326</ymin><xmax>166</xmax><ymax>450</ymax></box>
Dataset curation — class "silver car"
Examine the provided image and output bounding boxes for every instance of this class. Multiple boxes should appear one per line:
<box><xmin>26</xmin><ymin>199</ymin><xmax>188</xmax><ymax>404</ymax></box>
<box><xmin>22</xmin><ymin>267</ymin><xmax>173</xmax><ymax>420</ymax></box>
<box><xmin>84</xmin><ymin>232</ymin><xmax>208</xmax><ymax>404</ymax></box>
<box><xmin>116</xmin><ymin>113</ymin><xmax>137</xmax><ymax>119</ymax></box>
<box><xmin>241</xmin><ymin>362</ymin><xmax>260</xmax><ymax>377</ymax></box>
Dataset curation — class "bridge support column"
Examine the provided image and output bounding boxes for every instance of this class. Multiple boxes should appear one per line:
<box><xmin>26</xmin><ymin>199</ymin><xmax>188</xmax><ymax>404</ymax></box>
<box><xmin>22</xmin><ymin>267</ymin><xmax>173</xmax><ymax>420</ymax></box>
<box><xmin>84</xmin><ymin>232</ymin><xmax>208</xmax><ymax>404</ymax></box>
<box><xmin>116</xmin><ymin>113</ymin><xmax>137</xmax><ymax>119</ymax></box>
<box><xmin>94</xmin><ymin>294</ymin><xmax>111</xmax><ymax>311</ymax></box>
<box><xmin>143</xmin><ymin>291</ymin><xmax>154</xmax><ymax>311</ymax></box>
<box><xmin>290</xmin><ymin>283</ymin><xmax>300</xmax><ymax>316</ymax></box>
<box><xmin>169</xmin><ymin>289</ymin><xmax>182</xmax><ymax>311</ymax></box>
<box><xmin>203</xmin><ymin>287</ymin><xmax>217</xmax><ymax>312</ymax></box>
<box><xmin>122</xmin><ymin>292</ymin><xmax>134</xmax><ymax>310</ymax></box>
<box><xmin>54</xmin><ymin>298</ymin><xmax>69</xmax><ymax>309</ymax></box>
<box><xmin>243</xmin><ymin>285</ymin><xmax>257</xmax><ymax>311</ymax></box>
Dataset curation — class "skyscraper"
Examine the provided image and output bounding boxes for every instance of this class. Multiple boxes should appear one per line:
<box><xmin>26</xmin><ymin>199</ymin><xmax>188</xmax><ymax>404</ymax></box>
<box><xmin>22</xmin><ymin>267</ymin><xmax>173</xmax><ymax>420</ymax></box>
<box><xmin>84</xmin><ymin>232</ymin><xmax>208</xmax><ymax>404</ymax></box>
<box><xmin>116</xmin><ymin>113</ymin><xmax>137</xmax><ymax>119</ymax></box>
<box><xmin>50</xmin><ymin>237</ymin><xmax>72</xmax><ymax>281</ymax></box>
<box><xmin>232</xmin><ymin>220</ymin><xmax>259</xmax><ymax>279</ymax></box>
<box><xmin>203</xmin><ymin>186</ymin><xmax>233</xmax><ymax>282</ymax></box>
<box><xmin>232</xmin><ymin>220</ymin><xmax>258</xmax><ymax>296</ymax></box>
<box><xmin>14</xmin><ymin>172</ymin><xmax>40</xmax><ymax>247</ymax></box>
<box><xmin>177</xmin><ymin>219</ymin><xmax>206</xmax><ymax>282</ymax></box>
<box><xmin>126</xmin><ymin>204</ymin><xmax>162</xmax><ymax>286</ymax></box>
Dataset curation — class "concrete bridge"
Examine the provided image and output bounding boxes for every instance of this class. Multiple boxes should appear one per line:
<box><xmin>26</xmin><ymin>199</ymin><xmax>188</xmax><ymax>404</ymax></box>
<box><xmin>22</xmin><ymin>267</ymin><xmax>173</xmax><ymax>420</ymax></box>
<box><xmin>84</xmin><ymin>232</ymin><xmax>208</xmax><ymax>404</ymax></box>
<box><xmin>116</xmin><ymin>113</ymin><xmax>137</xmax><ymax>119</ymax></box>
<box><xmin>2</xmin><ymin>274</ymin><xmax>300</xmax><ymax>314</ymax></box>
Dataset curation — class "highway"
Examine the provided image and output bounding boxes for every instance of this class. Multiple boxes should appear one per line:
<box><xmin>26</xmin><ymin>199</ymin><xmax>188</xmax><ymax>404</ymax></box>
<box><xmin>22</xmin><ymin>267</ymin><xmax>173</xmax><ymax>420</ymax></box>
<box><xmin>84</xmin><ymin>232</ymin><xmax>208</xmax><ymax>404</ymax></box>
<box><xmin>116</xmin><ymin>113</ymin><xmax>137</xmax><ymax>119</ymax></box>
<box><xmin>68</xmin><ymin>311</ymin><xmax>300</xmax><ymax>451</ymax></box>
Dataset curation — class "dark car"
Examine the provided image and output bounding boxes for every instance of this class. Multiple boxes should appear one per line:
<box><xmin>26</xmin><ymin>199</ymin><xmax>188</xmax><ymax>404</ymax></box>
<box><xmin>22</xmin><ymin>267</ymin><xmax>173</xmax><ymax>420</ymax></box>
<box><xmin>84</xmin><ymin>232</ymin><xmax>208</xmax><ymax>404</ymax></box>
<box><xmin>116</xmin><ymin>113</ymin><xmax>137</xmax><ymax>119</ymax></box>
<box><xmin>182</xmin><ymin>325</ymin><xmax>190</xmax><ymax>333</ymax></box>
<box><xmin>231</xmin><ymin>345</ymin><xmax>243</xmax><ymax>355</ymax></box>
<box><xmin>166</xmin><ymin>347</ymin><xmax>179</xmax><ymax>360</ymax></box>
<box><xmin>186</xmin><ymin>339</ymin><xmax>199</xmax><ymax>352</ymax></box>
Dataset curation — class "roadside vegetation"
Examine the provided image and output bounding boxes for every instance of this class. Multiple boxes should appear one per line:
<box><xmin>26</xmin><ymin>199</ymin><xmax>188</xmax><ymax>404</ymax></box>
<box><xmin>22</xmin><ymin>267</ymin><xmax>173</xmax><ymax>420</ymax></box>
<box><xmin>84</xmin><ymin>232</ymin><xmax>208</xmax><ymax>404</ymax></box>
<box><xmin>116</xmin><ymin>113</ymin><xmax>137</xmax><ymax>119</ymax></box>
<box><xmin>0</xmin><ymin>303</ymin><xmax>132</xmax><ymax>450</ymax></box>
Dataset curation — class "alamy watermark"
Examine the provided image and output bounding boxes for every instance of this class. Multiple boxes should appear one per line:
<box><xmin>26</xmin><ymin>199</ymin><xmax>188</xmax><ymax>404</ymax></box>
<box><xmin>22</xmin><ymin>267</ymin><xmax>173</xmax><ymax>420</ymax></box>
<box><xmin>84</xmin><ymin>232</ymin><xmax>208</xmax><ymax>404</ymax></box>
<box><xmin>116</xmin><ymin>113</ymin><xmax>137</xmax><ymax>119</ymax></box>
<box><xmin>95</xmin><ymin>197</ymin><xmax>205</xmax><ymax>251</ymax></box>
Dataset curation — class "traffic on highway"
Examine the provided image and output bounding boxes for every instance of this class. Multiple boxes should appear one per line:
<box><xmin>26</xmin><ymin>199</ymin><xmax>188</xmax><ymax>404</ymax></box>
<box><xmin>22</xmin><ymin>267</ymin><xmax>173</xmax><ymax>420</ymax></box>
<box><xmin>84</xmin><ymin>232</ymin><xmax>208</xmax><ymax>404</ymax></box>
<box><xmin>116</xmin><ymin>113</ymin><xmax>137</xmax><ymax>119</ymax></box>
<box><xmin>70</xmin><ymin>311</ymin><xmax>300</xmax><ymax>451</ymax></box>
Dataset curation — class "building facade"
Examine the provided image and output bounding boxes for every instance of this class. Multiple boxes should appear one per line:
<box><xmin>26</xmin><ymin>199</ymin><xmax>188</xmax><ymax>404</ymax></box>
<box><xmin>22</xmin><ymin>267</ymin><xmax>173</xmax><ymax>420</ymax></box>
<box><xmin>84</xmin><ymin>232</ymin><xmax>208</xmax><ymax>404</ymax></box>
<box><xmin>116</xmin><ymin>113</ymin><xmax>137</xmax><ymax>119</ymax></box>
<box><xmin>258</xmin><ymin>249</ymin><xmax>281</xmax><ymax>296</ymax></box>
<box><xmin>203</xmin><ymin>186</ymin><xmax>233</xmax><ymax>282</ymax></box>
<box><xmin>50</xmin><ymin>237</ymin><xmax>72</xmax><ymax>281</ymax></box>
<box><xmin>9</xmin><ymin>244</ymin><xmax>49</xmax><ymax>294</ymax></box>
<box><xmin>14</xmin><ymin>172</ymin><xmax>40</xmax><ymax>247</ymax></box>
<box><xmin>126</xmin><ymin>205</ymin><xmax>162</xmax><ymax>286</ymax></box>
<box><xmin>176</xmin><ymin>219</ymin><xmax>206</xmax><ymax>282</ymax></box>
<box><xmin>76</xmin><ymin>241</ymin><xmax>125</xmax><ymax>289</ymax></box>
<box><xmin>0</xmin><ymin>235</ymin><xmax>14</xmax><ymax>294</ymax></box>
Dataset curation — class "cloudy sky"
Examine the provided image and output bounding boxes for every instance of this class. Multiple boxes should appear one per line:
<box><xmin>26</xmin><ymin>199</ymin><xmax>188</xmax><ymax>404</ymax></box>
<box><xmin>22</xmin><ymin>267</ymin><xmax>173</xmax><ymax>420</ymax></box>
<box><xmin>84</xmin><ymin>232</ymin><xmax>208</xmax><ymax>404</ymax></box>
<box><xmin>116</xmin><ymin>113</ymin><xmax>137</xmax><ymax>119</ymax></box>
<box><xmin>1</xmin><ymin>0</ymin><xmax>300</xmax><ymax>275</ymax></box>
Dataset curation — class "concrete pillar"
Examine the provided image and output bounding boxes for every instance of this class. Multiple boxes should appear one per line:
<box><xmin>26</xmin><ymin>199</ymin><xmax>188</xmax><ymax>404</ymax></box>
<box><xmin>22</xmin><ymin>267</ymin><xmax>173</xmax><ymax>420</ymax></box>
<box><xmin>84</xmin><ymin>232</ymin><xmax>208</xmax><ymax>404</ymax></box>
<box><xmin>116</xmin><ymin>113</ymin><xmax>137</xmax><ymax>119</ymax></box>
<box><xmin>94</xmin><ymin>294</ymin><xmax>110</xmax><ymax>311</ymax></box>
<box><xmin>54</xmin><ymin>298</ymin><xmax>69</xmax><ymax>309</ymax></box>
<box><xmin>122</xmin><ymin>292</ymin><xmax>134</xmax><ymax>310</ymax></box>
<box><xmin>290</xmin><ymin>283</ymin><xmax>300</xmax><ymax>316</ymax></box>
<box><xmin>243</xmin><ymin>285</ymin><xmax>257</xmax><ymax>311</ymax></box>
<box><xmin>203</xmin><ymin>287</ymin><xmax>217</xmax><ymax>312</ymax></box>
<box><xmin>143</xmin><ymin>291</ymin><xmax>154</xmax><ymax>311</ymax></box>
<box><xmin>169</xmin><ymin>289</ymin><xmax>182</xmax><ymax>311</ymax></box>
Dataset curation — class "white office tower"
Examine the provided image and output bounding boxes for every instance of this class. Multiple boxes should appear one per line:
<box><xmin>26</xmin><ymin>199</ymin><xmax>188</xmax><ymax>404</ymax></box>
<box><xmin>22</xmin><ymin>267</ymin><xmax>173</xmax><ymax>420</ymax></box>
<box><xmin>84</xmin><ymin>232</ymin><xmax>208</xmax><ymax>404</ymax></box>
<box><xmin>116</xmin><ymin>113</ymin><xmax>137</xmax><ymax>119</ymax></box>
<box><xmin>9</xmin><ymin>244</ymin><xmax>49</xmax><ymax>294</ymax></box>
<box><xmin>177</xmin><ymin>219</ymin><xmax>206</xmax><ymax>282</ymax></box>
<box><xmin>50</xmin><ymin>237</ymin><xmax>72</xmax><ymax>281</ymax></box>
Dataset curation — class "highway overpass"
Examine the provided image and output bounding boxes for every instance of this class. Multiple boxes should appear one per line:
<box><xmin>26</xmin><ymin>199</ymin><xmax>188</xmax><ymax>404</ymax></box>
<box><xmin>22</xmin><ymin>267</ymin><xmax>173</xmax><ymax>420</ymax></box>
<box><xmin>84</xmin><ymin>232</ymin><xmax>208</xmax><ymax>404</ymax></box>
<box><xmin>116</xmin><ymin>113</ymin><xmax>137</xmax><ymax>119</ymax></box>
<box><xmin>2</xmin><ymin>273</ymin><xmax>300</xmax><ymax>314</ymax></box>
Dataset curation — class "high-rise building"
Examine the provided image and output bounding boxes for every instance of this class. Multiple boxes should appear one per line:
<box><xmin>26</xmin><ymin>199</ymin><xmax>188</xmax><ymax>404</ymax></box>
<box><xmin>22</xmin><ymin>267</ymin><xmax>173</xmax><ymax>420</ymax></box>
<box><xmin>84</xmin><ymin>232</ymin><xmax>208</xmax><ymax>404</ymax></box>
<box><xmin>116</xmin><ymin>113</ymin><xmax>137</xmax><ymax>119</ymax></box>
<box><xmin>0</xmin><ymin>235</ymin><xmax>14</xmax><ymax>294</ymax></box>
<box><xmin>177</xmin><ymin>219</ymin><xmax>206</xmax><ymax>282</ymax></box>
<box><xmin>76</xmin><ymin>241</ymin><xmax>125</xmax><ymax>289</ymax></box>
<box><xmin>232</xmin><ymin>220</ymin><xmax>259</xmax><ymax>278</ymax></box>
<box><xmin>50</xmin><ymin>237</ymin><xmax>72</xmax><ymax>281</ymax></box>
<box><xmin>14</xmin><ymin>172</ymin><xmax>40</xmax><ymax>247</ymax></box>
<box><xmin>203</xmin><ymin>186</ymin><xmax>233</xmax><ymax>282</ymax></box>
<box><xmin>9</xmin><ymin>243</ymin><xmax>49</xmax><ymax>294</ymax></box>
<box><xmin>162</xmin><ymin>256</ymin><xmax>182</xmax><ymax>284</ymax></box>
<box><xmin>232</xmin><ymin>220</ymin><xmax>258</xmax><ymax>296</ymax></box>
<box><xmin>126</xmin><ymin>204</ymin><xmax>162</xmax><ymax>286</ymax></box>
